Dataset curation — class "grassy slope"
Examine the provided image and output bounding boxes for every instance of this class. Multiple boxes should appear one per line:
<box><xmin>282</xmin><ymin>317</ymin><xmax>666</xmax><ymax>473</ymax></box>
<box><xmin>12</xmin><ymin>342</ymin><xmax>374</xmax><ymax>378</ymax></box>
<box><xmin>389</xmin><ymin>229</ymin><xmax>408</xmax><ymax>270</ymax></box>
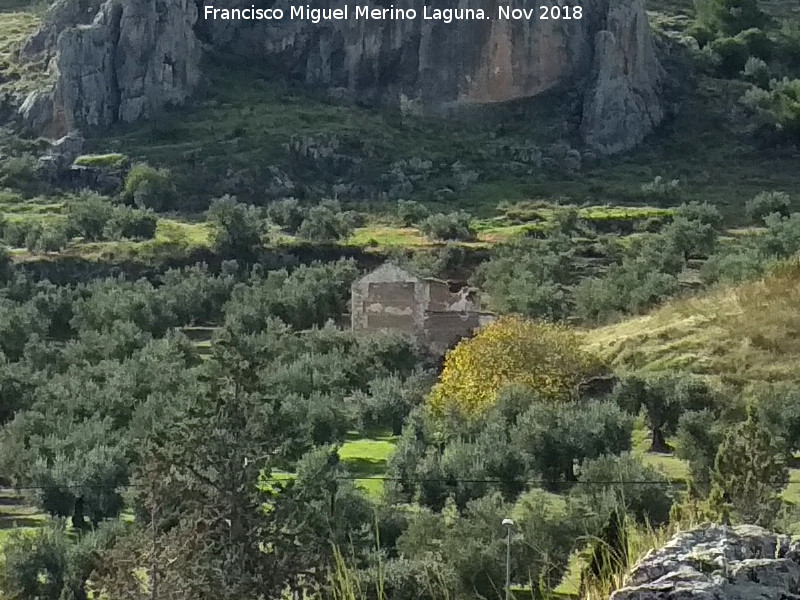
<box><xmin>0</xmin><ymin>0</ymin><xmax>46</xmax><ymax>99</ymax></box>
<box><xmin>583</xmin><ymin>260</ymin><xmax>800</xmax><ymax>387</ymax></box>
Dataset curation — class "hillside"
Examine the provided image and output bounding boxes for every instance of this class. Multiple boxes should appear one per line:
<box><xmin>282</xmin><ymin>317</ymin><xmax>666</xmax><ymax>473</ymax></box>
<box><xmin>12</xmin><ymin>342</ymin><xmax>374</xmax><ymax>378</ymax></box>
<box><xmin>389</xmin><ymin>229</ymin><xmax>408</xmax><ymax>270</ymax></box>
<box><xmin>584</xmin><ymin>260</ymin><xmax>800</xmax><ymax>386</ymax></box>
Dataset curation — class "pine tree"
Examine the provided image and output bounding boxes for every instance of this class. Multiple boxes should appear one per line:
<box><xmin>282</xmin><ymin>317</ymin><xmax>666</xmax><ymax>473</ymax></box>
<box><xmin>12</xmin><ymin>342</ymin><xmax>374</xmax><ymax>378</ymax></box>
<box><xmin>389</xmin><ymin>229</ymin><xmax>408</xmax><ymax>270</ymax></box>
<box><xmin>710</xmin><ymin>409</ymin><xmax>789</xmax><ymax>527</ymax></box>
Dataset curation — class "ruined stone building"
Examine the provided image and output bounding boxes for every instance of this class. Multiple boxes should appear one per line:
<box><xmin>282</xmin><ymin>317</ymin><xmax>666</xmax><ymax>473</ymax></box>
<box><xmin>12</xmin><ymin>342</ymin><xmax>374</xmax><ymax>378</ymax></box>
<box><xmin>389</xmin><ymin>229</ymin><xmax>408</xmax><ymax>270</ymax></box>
<box><xmin>351</xmin><ymin>263</ymin><xmax>494</xmax><ymax>355</ymax></box>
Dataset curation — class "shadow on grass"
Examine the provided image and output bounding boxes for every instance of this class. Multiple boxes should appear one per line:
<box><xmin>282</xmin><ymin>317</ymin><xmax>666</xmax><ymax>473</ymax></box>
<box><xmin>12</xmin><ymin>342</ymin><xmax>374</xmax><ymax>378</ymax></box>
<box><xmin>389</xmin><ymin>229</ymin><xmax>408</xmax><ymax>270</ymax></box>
<box><xmin>0</xmin><ymin>515</ymin><xmax>47</xmax><ymax>529</ymax></box>
<box><xmin>341</xmin><ymin>456</ymin><xmax>387</xmax><ymax>477</ymax></box>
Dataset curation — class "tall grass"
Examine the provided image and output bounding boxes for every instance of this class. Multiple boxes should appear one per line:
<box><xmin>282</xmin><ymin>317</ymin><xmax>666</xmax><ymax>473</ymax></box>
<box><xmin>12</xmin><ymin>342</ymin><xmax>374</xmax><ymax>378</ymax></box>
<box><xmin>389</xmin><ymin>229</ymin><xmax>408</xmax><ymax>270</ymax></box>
<box><xmin>579</xmin><ymin>510</ymin><xmax>704</xmax><ymax>600</ymax></box>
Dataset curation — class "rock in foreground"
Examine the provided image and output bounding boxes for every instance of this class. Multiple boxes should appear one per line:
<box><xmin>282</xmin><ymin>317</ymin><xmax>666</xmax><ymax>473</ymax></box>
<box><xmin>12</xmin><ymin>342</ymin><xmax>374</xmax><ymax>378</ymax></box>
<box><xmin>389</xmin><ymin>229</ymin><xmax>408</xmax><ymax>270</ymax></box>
<box><xmin>612</xmin><ymin>524</ymin><xmax>800</xmax><ymax>600</ymax></box>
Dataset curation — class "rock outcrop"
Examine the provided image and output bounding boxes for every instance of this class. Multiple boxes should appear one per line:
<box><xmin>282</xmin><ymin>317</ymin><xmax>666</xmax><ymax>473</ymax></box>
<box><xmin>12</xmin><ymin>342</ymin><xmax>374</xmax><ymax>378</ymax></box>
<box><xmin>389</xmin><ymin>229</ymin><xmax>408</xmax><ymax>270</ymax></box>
<box><xmin>581</xmin><ymin>0</ymin><xmax>664</xmax><ymax>154</ymax></box>
<box><xmin>19</xmin><ymin>0</ymin><xmax>200</xmax><ymax>136</ymax></box>
<box><xmin>20</xmin><ymin>0</ymin><xmax>664</xmax><ymax>154</ymax></box>
<box><xmin>611</xmin><ymin>524</ymin><xmax>800</xmax><ymax>600</ymax></box>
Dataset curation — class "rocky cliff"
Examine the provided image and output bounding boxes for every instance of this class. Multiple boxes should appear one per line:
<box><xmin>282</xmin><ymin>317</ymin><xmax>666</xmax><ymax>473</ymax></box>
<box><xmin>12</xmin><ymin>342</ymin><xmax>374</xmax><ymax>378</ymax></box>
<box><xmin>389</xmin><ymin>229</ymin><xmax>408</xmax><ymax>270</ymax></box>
<box><xmin>19</xmin><ymin>0</ymin><xmax>664</xmax><ymax>154</ymax></box>
<box><xmin>19</xmin><ymin>0</ymin><xmax>200</xmax><ymax>136</ymax></box>
<box><xmin>611</xmin><ymin>524</ymin><xmax>800</xmax><ymax>600</ymax></box>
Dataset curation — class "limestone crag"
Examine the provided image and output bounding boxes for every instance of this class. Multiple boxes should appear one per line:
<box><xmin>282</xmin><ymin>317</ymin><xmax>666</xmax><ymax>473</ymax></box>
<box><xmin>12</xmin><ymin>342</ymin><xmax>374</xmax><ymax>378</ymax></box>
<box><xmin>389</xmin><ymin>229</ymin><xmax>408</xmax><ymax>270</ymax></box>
<box><xmin>20</xmin><ymin>0</ymin><xmax>664</xmax><ymax>154</ymax></box>
<box><xmin>20</xmin><ymin>0</ymin><xmax>200</xmax><ymax>136</ymax></box>
<box><xmin>581</xmin><ymin>0</ymin><xmax>664</xmax><ymax>154</ymax></box>
<box><xmin>611</xmin><ymin>524</ymin><xmax>800</xmax><ymax>600</ymax></box>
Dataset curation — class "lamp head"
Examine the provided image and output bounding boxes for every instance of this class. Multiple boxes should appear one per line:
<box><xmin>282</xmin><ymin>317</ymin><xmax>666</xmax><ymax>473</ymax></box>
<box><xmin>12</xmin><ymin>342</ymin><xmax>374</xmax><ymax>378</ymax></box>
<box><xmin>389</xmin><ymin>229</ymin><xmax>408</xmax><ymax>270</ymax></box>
<box><xmin>502</xmin><ymin>518</ymin><xmax>514</xmax><ymax>527</ymax></box>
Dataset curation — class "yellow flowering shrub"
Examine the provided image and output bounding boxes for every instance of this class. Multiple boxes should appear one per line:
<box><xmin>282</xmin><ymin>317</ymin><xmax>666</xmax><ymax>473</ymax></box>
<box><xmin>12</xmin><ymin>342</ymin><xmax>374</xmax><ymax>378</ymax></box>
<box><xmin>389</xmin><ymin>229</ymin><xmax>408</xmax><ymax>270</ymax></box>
<box><xmin>429</xmin><ymin>316</ymin><xmax>603</xmax><ymax>417</ymax></box>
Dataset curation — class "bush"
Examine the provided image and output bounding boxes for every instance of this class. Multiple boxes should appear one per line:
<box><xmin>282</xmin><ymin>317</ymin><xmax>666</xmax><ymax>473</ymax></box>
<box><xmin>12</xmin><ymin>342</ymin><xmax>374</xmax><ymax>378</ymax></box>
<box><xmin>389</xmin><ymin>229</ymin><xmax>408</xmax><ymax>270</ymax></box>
<box><xmin>747</xmin><ymin>191</ymin><xmax>792</xmax><ymax>222</ymax></box>
<box><xmin>571</xmin><ymin>453</ymin><xmax>674</xmax><ymax>525</ymax></box>
<box><xmin>351</xmin><ymin>371</ymin><xmax>432</xmax><ymax>435</ymax></box>
<box><xmin>473</xmin><ymin>235</ymin><xmax>573</xmax><ymax>320</ymax></box>
<box><xmin>700</xmin><ymin>245</ymin><xmax>767</xmax><ymax>284</ymax></box>
<box><xmin>742</xmin><ymin>78</ymin><xmax>800</xmax><ymax>144</ymax></box>
<box><xmin>206</xmin><ymin>195</ymin><xmax>265</xmax><ymax>256</ymax></box>
<box><xmin>34</xmin><ymin>225</ymin><xmax>69</xmax><ymax>253</ymax></box>
<box><xmin>574</xmin><ymin>262</ymin><xmax>680</xmax><ymax>324</ymax></box>
<box><xmin>396</xmin><ymin>200</ymin><xmax>430</xmax><ymax>226</ymax></box>
<box><xmin>1</xmin><ymin>220</ymin><xmax>32</xmax><ymax>248</ymax></box>
<box><xmin>641</xmin><ymin>176</ymin><xmax>680</xmax><ymax>200</ymax></box>
<box><xmin>759</xmin><ymin>212</ymin><xmax>800</xmax><ymax>258</ymax></box>
<box><xmin>121</xmin><ymin>163</ymin><xmax>177</xmax><ymax>211</ymax></box>
<box><xmin>695</xmin><ymin>0</ymin><xmax>770</xmax><ymax>37</ymax></box>
<box><xmin>65</xmin><ymin>192</ymin><xmax>115</xmax><ymax>241</ymax></box>
<box><xmin>266</xmin><ymin>197</ymin><xmax>305</xmax><ymax>233</ymax></box>
<box><xmin>0</xmin><ymin>155</ymin><xmax>43</xmax><ymax>197</ymax></box>
<box><xmin>104</xmin><ymin>206</ymin><xmax>158</xmax><ymax>240</ymax></box>
<box><xmin>709</xmin><ymin>35</ymin><xmax>750</xmax><ymax>77</ymax></box>
<box><xmin>296</xmin><ymin>200</ymin><xmax>353</xmax><ymax>243</ymax></box>
<box><xmin>418</xmin><ymin>211</ymin><xmax>475</xmax><ymax>241</ymax></box>
<box><xmin>511</xmin><ymin>400</ymin><xmax>633</xmax><ymax>487</ymax></box>
<box><xmin>743</xmin><ymin>56</ymin><xmax>770</xmax><ymax>88</ymax></box>
<box><xmin>0</xmin><ymin>527</ymin><xmax>68</xmax><ymax>600</ymax></box>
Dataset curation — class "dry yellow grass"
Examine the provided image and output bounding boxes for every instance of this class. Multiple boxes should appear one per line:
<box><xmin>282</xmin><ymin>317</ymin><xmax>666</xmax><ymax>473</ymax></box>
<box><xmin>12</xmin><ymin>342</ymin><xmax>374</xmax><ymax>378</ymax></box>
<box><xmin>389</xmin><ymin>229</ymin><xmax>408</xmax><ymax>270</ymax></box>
<box><xmin>583</xmin><ymin>260</ymin><xmax>800</xmax><ymax>387</ymax></box>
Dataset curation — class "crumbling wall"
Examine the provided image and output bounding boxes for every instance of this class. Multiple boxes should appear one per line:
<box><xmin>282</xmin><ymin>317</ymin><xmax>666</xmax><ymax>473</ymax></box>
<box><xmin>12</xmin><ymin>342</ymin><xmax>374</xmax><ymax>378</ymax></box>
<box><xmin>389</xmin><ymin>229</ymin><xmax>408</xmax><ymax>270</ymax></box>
<box><xmin>422</xmin><ymin>311</ymin><xmax>481</xmax><ymax>356</ymax></box>
<box><xmin>351</xmin><ymin>264</ymin><xmax>426</xmax><ymax>332</ymax></box>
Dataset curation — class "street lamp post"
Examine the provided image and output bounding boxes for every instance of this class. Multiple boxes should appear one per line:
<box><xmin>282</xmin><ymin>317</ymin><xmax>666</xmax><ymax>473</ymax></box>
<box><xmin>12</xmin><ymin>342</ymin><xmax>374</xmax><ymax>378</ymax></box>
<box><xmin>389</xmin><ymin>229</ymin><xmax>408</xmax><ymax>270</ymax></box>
<box><xmin>502</xmin><ymin>517</ymin><xmax>514</xmax><ymax>600</ymax></box>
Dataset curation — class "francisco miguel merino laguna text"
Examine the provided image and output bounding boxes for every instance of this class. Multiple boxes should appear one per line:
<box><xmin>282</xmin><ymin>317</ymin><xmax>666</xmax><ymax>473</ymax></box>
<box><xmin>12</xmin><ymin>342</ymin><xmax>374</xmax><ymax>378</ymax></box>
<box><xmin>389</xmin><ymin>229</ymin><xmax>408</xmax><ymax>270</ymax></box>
<box><xmin>203</xmin><ymin>5</ymin><xmax>584</xmax><ymax>22</ymax></box>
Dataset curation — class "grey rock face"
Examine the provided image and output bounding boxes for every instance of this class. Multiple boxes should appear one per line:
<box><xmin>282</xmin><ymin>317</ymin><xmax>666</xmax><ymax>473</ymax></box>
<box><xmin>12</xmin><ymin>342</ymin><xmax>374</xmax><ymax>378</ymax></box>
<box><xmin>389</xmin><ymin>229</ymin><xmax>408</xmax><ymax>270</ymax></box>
<box><xmin>581</xmin><ymin>0</ymin><xmax>664</xmax><ymax>154</ymax></box>
<box><xmin>611</xmin><ymin>525</ymin><xmax>800</xmax><ymax>600</ymax></box>
<box><xmin>20</xmin><ymin>0</ymin><xmax>201</xmax><ymax>135</ymax></box>
<box><xmin>21</xmin><ymin>0</ymin><xmax>663</xmax><ymax>155</ymax></box>
<box><xmin>198</xmin><ymin>0</ymin><xmax>663</xmax><ymax>154</ymax></box>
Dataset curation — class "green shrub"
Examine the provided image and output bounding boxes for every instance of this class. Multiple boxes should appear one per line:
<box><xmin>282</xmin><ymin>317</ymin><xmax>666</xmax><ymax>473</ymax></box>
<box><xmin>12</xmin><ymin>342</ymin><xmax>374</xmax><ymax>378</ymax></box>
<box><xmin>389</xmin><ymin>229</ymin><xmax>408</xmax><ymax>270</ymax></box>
<box><xmin>65</xmin><ymin>192</ymin><xmax>115</xmax><ymax>241</ymax></box>
<box><xmin>105</xmin><ymin>207</ymin><xmax>158</xmax><ymax>240</ymax></box>
<box><xmin>641</xmin><ymin>176</ymin><xmax>680</xmax><ymax>200</ymax></box>
<box><xmin>711</xmin><ymin>409</ymin><xmax>789</xmax><ymax>527</ymax></box>
<box><xmin>747</xmin><ymin>191</ymin><xmax>792</xmax><ymax>223</ymax></box>
<box><xmin>571</xmin><ymin>453</ymin><xmax>674</xmax><ymax>526</ymax></box>
<box><xmin>34</xmin><ymin>225</ymin><xmax>69</xmax><ymax>253</ymax></box>
<box><xmin>266</xmin><ymin>197</ymin><xmax>305</xmax><ymax>233</ymax></box>
<box><xmin>759</xmin><ymin>212</ymin><xmax>800</xmax><ymax>258</ymax></box>
<box><xmin>121</xmin><ymin>163</ymin><xmax>177</xmax><ymax>211</ymax></box>
<box><xmin>694</xmin><ymin>0</ymin><xmax>770</xmax><ymax>37</ymax></box>
<box><xmin>206</xmin><ymin>195</ymin><xmax>265</xmax><ymax>256</ymax></box>
<box><xmin>742</xmin><ymin>78</ymin><xmax>800</xmax><ymax>144</ymax></box>
<box><xmin>0</xmin><ymin>155</ymin><xmax>42</xmax><ymax>197</ymax></box>
<box><xmin>418</xmin><ymin>211</ymin><xmax>475</xmax><ymax>241</ymax></box>
<box><xmin>296</xmin><ymin>200</ymin><xmax>353</xmax><ymax>243</ymax></box>
<box><xmin>575</xmin><ymin>261</ymin><xmax>680</xmax><ymax>324</ymax></box>
<box><xmin>676</xmin><ymin>409</ymin><xmax>726</xmax><ymax>496</ymax></box>
<box><xmin>396</xmin><ymin>200</ymin><xmax>430</xmax><ymax>226</ymax></box>
<box><xmin>0</xmin><ymin>527</ymin><xmax>68</xmax><ymax>600</ymax></box>
<box><xmin>2</xmin><ymin>220</ymin><xmax>32</xmax><ymax>248</ymax></box>
<box><xmin>743</xmin><ymin>56</ymin><xmax>771</xmax><ymax>88</ymax></box>
<box><xmin>709</xmin><ymin>35</ymin><xmax>750</xmax><ymax>77</ymax></box>
<box><xmin>700</xmin><ymin>246</ymin><xmax>767</xmax><ymax>284</ymax></box>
